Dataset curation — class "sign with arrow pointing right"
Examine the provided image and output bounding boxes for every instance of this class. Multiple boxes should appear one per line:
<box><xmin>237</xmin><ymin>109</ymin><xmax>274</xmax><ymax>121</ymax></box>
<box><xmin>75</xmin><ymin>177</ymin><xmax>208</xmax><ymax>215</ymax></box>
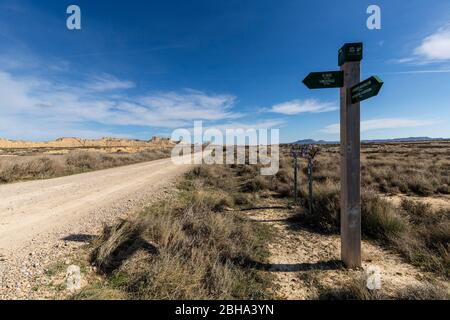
<box><xmin>350</xmin><ymin>76</ymin><xmax>383</xmax><ymax>104</ymax></box>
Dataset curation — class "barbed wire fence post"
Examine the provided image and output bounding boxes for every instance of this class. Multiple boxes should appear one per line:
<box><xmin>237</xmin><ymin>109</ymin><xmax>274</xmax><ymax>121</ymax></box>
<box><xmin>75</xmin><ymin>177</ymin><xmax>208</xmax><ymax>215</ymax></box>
<box><xmin>301</xmin><ymin>145</ymin><xmax>320</xmax><ymax>215</ymax></box>
<box><xmin>307</xmin><ymin>158</ymin><xmax>313</xmax><ymax>215</ymax></box>
<box><xmin>290</xmin><ymin>147</ymin><xmax>302</xmax><ymax>204</ymax></box>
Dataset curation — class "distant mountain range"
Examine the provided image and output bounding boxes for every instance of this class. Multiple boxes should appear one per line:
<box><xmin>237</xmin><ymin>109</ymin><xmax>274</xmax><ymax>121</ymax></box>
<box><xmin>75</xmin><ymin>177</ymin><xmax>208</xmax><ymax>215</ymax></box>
<box><xmin>292</xmin><ymin>137</ymin><xmax>450</xmax><ymax>145</ymax></box>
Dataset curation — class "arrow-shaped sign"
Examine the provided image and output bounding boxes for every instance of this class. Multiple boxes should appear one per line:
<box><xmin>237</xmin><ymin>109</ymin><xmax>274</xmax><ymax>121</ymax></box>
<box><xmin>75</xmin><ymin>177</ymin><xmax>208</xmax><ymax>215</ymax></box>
<box><xmin>303</xmin><ymin>71</ymin><xmax>344</xmax><ymax>89</ymax></box>
<box><xmin>350</xmin><ymin>76</ymin><xmax>383</xmax><ymax>104</ymax></box>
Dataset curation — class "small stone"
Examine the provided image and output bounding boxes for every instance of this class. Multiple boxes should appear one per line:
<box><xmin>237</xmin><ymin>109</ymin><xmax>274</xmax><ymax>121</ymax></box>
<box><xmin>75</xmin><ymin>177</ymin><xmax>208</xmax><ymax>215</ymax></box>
<box><xmin>66</xmin><ymin>265</ymin><xmax>82</xmax><ymax>292</ymax></box>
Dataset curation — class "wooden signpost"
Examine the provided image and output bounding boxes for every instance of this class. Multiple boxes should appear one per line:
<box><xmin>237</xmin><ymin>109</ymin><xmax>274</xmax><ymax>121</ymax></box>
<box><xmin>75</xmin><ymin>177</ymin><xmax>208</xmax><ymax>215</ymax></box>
<box><xmin>302</xmin><ymin>42</ymin><xmax>383</xmax><ymax>268</ymax></box>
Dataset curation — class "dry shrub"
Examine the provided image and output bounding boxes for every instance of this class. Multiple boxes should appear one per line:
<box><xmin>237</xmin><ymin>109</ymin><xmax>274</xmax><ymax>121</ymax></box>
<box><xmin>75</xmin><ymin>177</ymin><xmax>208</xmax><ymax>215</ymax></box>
<box><xmin>397</xmin><ymin>200</ymin><xmax>450</xmax><ymax>277</ymax></box>
<box><xmin>395</xmin><ymin>283</ymin><xmax>450</xmax><ymax>300</ymax></box>
<box><xmin>66</xmin><ymin>151</ymin><xmax>101</xmax><ymax>171</ymax></box>
<box><xmin>85</xmin><ymin>169</ymin><xmax>271</xmax><ymax>300</ymax></box>
<box><xmin>278</xmin><ymin>143</ymin><xmax>449</xmax><ymax>278</ymax></box>
<box><xmin>232</xmin><ymin>192</ymin><xmax>252</xmax><ymax>206</ymax></box>
<box><xmin>298</xmin><ymin>181</ymin><xmax>341</xmax><ymax>233</ymax></box>
<box><xmin>361</xmin><ymin>193</ymin><xmax>408</xmax><ymax>241</ymax></box>
<box><xmin>298</xmin><ymin>184</ymin><xmax>448</xmax><ymax>277</ymax></box>
<box><xmin>318</xmin><ymin>276</ymin><xmax>386</xmax><ymax>300</ymax></box>
<box><xmin>274</xmin><ymin>182</ymin><xmax>292</xmax><ymax>197</ymax></box>
<box><xmin>406</xmin><ymin>175</ymin><xmax>435</xmax><ymax>196</ymax></box>
<box><xmin>275</xmin><ymin>168</ymin><xmax>292</xmax><ymax>184</ymax></box>
<box><xmin>0</xmin><ymin>157</ymin><xmax>64</xmax><ymax>183</ymax></box>
<box><xmin>318</xmin><ymin>275</ymin><xmax>449</xmax><ymax>300</ymax></box>
<box><xmin>242</xmin><ymin>176</ymin><xmax>269</xmax><ymax>192</ymax></box>
<box><xmin>0</xmin><ymin>148</ymin><xmax>172</xmax><ymax>184</ymax></box>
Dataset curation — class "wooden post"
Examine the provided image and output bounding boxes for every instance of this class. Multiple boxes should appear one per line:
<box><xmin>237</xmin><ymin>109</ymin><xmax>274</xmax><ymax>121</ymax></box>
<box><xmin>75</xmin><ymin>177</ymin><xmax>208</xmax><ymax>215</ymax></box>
<box><xmin>294</xmin><ymin>156</ymin><xmax>298</xmax><ymax>203</ymax></box>
<box><xmin>340</xmin><ymin>61</ymin><xmax>362</xmax><ymax>268</ymax></box>
<box><xmin>308</xmin><ymin>159</ymin><xmax>313</xmax><ymax>215</ymax></box>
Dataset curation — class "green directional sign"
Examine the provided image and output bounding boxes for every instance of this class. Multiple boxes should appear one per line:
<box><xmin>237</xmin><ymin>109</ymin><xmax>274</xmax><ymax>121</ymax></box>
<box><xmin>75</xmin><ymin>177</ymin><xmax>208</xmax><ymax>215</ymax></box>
<box><xmin>339</xmin><ymin>42</ymin><xmax>363</xmax><ymax>66</ymax></box>
<box><xmin>303</xmin><ymin>71</ymin><xmax>344</xmax><ymax>89</ymax></box>
<box><xmin>350</xmin><ymin>76</ymin><xmax>383</xmax><ymax>104</ymax></box>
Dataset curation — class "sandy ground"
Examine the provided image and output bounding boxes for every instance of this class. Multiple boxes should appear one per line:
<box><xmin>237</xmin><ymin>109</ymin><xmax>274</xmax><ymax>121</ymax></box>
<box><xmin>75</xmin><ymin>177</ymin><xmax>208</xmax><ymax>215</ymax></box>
<box><xmin>385</xmin><ymin>194</ymin><xmax>450</xmax><ymax>211</ymax></box>
<box><xmin>0</xmin><ymin>156</ymin><xmax>193</xmax><ymax>299</ymax></box>
<box><xmin>245</xmin><ymin>202</ymin><xmax>449</xmax><ymax>299</ymax></box>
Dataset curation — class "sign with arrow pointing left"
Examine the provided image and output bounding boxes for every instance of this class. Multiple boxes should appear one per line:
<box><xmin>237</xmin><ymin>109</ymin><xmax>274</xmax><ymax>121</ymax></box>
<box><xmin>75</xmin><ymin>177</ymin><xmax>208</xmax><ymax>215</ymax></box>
<box><xmin>302</xmin><ymin>71</ymin><xmax>344</xmax><ymax>89</ymax></box>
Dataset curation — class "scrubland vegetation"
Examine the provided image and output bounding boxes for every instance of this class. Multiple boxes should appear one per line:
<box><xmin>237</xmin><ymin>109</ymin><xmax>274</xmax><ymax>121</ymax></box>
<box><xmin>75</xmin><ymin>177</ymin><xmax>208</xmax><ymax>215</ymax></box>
<box><xmin>317</xmin><ymin>275</ymin><xmax>449</xmax><ymax>300</ymax></box>
<box><xmin>314</xmin><ymin>142</ymin><xmax>450</xmax><ymax>196</ymax></box>
<box><xmin>12</xmin><ymin>141</ymin><xmax>447</xmax><ymax>299</ymax></box>
<box><xmin>255</xmin><ymin>143</ymin><xmax>450</xmax><ymax>279</ymax></box>
<box><xmin>76</xmin><ymin>165</ymin><xmax>272</xmax><ymax>300</ymax></box>
<box><xmin>78</xmin><ymin>141</ymin><xmax>449</xmax><ymax>299</ymax></box>
<box><xmin>0</xmin><ymin>148</ymin><xmax>172</xmax><ymax>184</ymax></box>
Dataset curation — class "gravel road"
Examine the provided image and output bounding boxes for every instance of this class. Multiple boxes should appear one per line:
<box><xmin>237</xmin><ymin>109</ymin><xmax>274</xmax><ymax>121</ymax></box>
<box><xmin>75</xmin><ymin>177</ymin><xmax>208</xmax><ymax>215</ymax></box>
<box><xmin>0</xmin><ymin>156</ymin><xmax>192</xmax><ymax>299</ymax></box>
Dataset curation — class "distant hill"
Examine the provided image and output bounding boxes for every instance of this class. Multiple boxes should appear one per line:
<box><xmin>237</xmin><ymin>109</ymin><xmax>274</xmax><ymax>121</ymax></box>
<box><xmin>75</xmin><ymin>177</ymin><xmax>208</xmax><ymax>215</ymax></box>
<box><xmin>292</xmin><ymin>137</ymin><xmax>449</xmax><ymax>145</ymax></box>
<box><xmin>292</xmin><ymin>139</ymin><xmax>338</xmax><ymax>145</ymax></box>
<box><xmin>362</xmin><ymin>137</ymin><xmax>449</xmax><ymax>143</ymax></box>
<box><xmin>0</xmin><ymin>136</ymin><xmax>175</xmax><ymax>149</ymax></box>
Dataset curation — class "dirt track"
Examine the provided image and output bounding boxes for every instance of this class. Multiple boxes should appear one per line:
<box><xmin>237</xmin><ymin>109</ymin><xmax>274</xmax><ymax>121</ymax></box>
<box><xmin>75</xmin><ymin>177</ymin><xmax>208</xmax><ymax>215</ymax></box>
<box><xmin>0</xmin><ymin>156</ymin><xmax>192</xmax><ymax>299</ymax></box>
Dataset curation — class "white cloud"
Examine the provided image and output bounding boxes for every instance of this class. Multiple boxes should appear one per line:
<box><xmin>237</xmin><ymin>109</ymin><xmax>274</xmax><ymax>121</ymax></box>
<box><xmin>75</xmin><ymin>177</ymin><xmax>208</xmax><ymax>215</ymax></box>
<box><xmin>322</xmin><ymin>118</ymin><xmax>437</xmax><ymax>134</ymax></box>
<box><xmin>186</xmin><ymin>120</ymin><xmax>284</xmax><ymax>146</ymax></box>
<box><xmin>87</xmin><ymin>74</ymin><xmax>135</xmax><ymax>92</ymax></box>
<box><xmin>398</xmin><ymin>24</ymin><xmax>450</xmax><ymax>64</ymax></box>
<box><xmin>388</xmin><ymin>69</ymin><xmax>450</xmax><ymax>75</ymax></box>
<box><xmin>270</xmin><ymin>99</ymin><xmax>337</xmax><ymax>115</ymax></box>
<box><xmin>414</xmin><ymin>25</ymin><xmax>450</xmax><ymax>61</ymax></box>
<box><xmin>206</xmin><ymin>119</ymin><xmax>285</xmax><ymax>132</ymax></box>
<box><xmin>138</xmin><ymin>90</ymin><xmax>240</xmax><ymax>124</ymax></box>
<box><xmin>0</xmin><ymin>69</ymin><xmax>242</xmax><ymax>140</ymax></box>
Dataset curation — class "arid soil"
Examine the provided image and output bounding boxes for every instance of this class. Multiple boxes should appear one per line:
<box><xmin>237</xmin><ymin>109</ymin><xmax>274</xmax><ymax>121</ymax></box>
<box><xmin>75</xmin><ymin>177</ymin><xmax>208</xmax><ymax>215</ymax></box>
<box><xmin>0</xmin><ymin>156</ymin><xmax>192</xmax><ymax>299</ymax></box>
<box><xmin>385</xmin><ymin>194</ymin><xmax>450</xmax><ymax>211</ymax></box>
<box><xmin>245</xmin><ymin>200</ymin><xmax>449</xmax><ymax>299</ymax></box>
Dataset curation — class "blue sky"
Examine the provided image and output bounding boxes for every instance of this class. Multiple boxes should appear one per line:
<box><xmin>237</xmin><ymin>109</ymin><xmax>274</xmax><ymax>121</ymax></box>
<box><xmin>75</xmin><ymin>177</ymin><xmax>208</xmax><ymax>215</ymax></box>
<box><xmin>1</xmin><ymin>0</ymin><xmax>450</xmax><ymax>143</ymax></box>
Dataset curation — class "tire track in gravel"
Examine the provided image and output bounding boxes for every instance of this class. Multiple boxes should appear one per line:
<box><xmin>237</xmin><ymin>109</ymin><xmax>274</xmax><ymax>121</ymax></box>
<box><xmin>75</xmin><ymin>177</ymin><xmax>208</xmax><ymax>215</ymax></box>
<box><xmin>0</xmin><ymin>155</ymin><xmax>193</xmax><ymax>299</ymax></box>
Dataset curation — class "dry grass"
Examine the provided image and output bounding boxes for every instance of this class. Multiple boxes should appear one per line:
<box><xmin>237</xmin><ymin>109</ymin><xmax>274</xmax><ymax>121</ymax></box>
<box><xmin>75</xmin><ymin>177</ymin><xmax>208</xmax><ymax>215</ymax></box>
<box><xmin>72</xmin><ymin>142</ymin><xmax>449</xmax><ymax>299</ymax></box>
<box><xmin>285</xmin><ymin>143</ymin><xmax>450</xmax><ymax>279</ymax></box>
<box><xmin>76</xmin><ymin>165</ymin><xmax>272</xmax><ymax>300</ymax></box>
<box><xmin>206</xmin><ymin>143</ymin><xmax>450</xmax><ymax>280</ymax></box>
<box><xmin>0</xmin><ymin>148</ymin><xmax>172</xmax><ymax>184</ymax></box>
<box><xmin>314</xmin><ymin>142</ymin><xmax>450</xmax><ymax>196</ymax></box>
<box><xmin>318</xmin><ymin>275</ymin><xmax>449</xmax><ymax>300</ymax></box>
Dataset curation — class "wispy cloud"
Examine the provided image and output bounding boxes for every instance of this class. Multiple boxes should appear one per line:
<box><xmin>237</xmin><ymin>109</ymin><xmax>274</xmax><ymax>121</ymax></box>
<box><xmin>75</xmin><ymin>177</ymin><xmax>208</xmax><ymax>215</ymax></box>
<box><xmin>87</xmin><ymin>74</ymin><xmax>135</xmax><ymax>92</ymax></box>
<box><xmin>269</xmin><ymin>99</ymin><xmax>337</xmax><ymax>115</ymax></box>
<box><xmin>205</xmin><ymin>119</ymin><xmax>285</xmax><ymax>132</ymax></box>
<box><xmin>414</xmin><ymin>24</ymin><xmax>450</xmax><ymax>62</ymax></box>
<box><xmin>0</xmin><ymin>68</ymin><xmax>243</xmax><ymax>140</ymax></box>
<box><xmin>386</xmin><ymin>69</ymin><xmax>450</xmax><ymax>75</ymax></box>
<box><xmin>322</xmin><ymin>118</ymin><xmax>437</xmax><ymax>134</ymax></box>
<box><xmin>65</xmin><ymin>44</ymin><xmax>186</xmax><ymax>59</ymax></box>
<box><xmin>398</xmin><ymin>24</ymin><xmax>450</xmax><ymax>65</ymax></box>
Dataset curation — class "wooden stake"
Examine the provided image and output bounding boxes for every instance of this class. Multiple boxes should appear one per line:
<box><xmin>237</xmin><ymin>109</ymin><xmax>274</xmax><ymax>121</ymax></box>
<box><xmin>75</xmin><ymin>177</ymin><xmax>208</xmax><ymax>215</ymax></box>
<box><xmin>308</xmin><ymin>160</ymin><xmax>313</xmax><ymax>215</ymax></box>
<box><xmin>294</xmin><ymin>156</ymin><xmax>298</xmax><ymax>203</ymax></box>
<box><xmin>340</xmin><ymin>61</ymin><xmax>362</xmax><ymax>268</ymax></box>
